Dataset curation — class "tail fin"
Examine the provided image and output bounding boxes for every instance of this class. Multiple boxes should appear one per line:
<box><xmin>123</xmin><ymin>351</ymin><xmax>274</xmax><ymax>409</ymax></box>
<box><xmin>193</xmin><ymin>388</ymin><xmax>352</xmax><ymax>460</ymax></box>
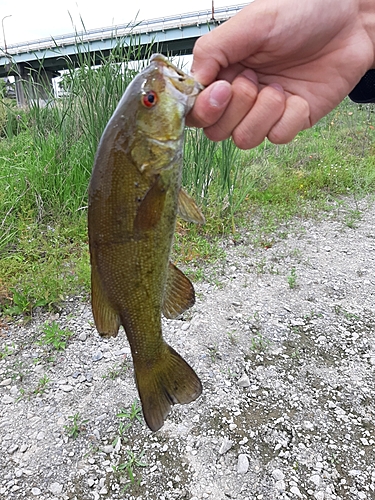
<box><xmin>134</xmin><ymin>344</ymin><xmax>202</xmax><ymax>432</ymax></box>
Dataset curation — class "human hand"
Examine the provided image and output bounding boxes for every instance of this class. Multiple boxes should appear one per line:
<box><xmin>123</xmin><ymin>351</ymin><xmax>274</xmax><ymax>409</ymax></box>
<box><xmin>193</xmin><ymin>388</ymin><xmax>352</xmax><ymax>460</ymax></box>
<box><xmin>187</xmin><ymin>0</ymin><xmax>375</xmax><ymax>148</ymax></box>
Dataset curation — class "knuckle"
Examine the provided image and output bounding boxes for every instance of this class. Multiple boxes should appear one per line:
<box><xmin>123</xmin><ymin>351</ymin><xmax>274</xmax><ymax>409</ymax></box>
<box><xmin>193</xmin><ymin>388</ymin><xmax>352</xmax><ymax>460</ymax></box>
<box><xmin>232</xmin><ymin>77</ymin><xmax>258</xmax><ymax>104</ymax></box>
<box><xmin>232</xmin><ymin>128</ymin><xmax>255</xmax><ymax>150</ymax></box>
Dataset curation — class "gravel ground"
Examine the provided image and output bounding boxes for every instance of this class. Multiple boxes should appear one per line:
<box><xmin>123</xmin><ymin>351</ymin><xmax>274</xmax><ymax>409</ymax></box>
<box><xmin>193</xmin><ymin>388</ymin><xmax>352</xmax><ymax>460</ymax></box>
<box><xmin>1</xmin><ymin>196</ymin><xmax>375</xmax><ymax>500</ymax></box>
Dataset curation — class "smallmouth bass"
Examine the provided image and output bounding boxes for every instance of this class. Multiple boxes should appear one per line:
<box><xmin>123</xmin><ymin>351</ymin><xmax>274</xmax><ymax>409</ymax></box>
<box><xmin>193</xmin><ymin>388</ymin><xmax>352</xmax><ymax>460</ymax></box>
<box><xmin>88</xmin><ymin>54</ymin><xmax>204</xmax><ymax>431</ymax></box>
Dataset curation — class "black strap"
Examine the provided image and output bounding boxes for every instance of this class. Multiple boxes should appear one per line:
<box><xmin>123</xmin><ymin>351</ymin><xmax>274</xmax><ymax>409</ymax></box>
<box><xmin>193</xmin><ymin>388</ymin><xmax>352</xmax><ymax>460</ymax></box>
<box><xmin>349</xmin><ymin>70</ymin><xmax>375</xmax><ymax>103</ymax></box>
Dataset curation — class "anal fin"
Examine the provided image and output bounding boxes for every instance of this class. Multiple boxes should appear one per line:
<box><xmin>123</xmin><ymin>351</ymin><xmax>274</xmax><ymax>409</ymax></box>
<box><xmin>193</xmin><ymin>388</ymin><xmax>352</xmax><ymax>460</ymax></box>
<box><xmin>91</xmin><ymin>259</ymin><xmax>121</xmax><ymax>337</ymax></box>
<box><xmin>162</xmin><ymin>262</ymin><xmax>195</xmax><ymax>319</ymax></box>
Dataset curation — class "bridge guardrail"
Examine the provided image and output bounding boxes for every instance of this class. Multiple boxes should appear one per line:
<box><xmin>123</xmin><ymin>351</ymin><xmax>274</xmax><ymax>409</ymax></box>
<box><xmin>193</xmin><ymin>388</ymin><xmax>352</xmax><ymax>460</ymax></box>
<box><xmin>4</xmin><ymin>3</ymin><xmax>248</xmax><ymax>55</ymax></box>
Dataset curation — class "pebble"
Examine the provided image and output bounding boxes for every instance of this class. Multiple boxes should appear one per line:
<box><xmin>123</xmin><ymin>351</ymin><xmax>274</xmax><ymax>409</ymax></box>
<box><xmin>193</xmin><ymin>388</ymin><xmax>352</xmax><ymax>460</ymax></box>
<box><xmin>2</xmin><ymin>395</ymin><xmax>15</xmax><ymax>404</ymax></box>
<box><xmin>31</xmin><ymin>487</ymin><xmax>41</xmax><ymax>496</ymax></box>
<box><xmin>310</xmin><ymin>474</ymin><xmax>321</xmax><ymax>486</ymax></box>
<box><xmin>273</xmin><ymin>469</ymin><xmax>285</xmax><ymax>481</ymax></box>
<box><xmin>0</xmin><ymin>378</ymin><xmax>12</xmax><ymax>386</ymax></box>
<box><xmin>49</xmin><ymin>482</ymin><xmax>63</xmax><ymax>495</ymax></box>
<box><xmin>237</xmin><ymin>373</ymin><xmax>251</xmax><ymax>388</ymax></box>
<box><xmin>60</xmin><ymin>385</ymin><xmax>73</xmax><ymax>392</ymax></box>
<box><xmin>290</xmin><ymin>486</ymin><xmax>302</xmax><ymax>498</ymax></box>
<box><xmin>92</xmin><ymin>351</ymin><xmax>103</xmax><ymax>362</ymax></box>
<box><xmin>218</xmin><ymin>436</ymin><xmax>233</xmax><ymax>455</ymax></box>
<box><xmin>237</xmin><ymin>454</ymin><xmax>249</xmax><ymax>474</ymax></box>
<box><xmin>314</xmin><ymin>492</ymin><xmax>324</xmax><ymax>500</ymax></box>
<box><xmin>102</xmin><ymin>445</ymin><xmax>114</xmax><ymax>454</ymax></box>
<box><xmin>275</xmin><ymin>480</ymin><xmax>286</xmax><ymax>491</ymax></box>
<box><xmin>78</xmin><ymin>332</ymin><xmax>87</xmax><ymax>341</ymax></box>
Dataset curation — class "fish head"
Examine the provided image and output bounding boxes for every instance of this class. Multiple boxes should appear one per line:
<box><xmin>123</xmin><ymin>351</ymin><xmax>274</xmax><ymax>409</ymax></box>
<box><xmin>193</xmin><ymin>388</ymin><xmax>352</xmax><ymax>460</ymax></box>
<box><xmin>133</xmin><ymin>54</ymin><xmax>202</xmax><ymax>142</ymax></box>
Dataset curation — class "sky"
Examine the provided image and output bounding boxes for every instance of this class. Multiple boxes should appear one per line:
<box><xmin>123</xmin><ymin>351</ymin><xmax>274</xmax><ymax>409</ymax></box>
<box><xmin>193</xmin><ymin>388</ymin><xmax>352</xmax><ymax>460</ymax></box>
<box><xmin>1</xmin><ymin>0</ymin><xmax>242</xmax><ymax>46</ymax></box>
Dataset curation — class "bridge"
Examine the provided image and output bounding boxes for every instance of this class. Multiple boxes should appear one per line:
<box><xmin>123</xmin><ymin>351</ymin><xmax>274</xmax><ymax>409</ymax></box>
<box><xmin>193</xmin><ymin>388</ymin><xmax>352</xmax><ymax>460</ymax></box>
<box><xmin>0</xmin><ymin>3</ymin><xmax>247</xmax><ymax>106</ymax></box>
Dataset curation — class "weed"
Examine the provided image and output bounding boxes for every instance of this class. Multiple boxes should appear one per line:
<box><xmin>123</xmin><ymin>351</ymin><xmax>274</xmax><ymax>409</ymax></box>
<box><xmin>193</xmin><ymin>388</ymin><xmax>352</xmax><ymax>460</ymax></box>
<box><xmin>0</xmin><ymin>344</ymin><xmax>14</xmax><ymax>359</ymax></box>
<box><xmin>288</xmin><ymin>267</ymin><xmax>298</xmax><ymax>289</ymax></box>
<box><xmin>226</xmin><ymin>330</ymin><xmax>238</xmax><ymax>345</ymax></box>
<box><xmin>115</xmin><ymin>399</ymin><xmax>143</xmax><ymax>435</ymax></box>
<box><xmin>303</xmin><ymin>310</ymin><xmax>323</xmax><ymax>322</ymax></box>
<box><xmin>3</xmin><ymin>290</ymin><xmax>32</xmax><ymax>316</ymax></box>
<box><xmin>37</xmin><ymin>321</ymin><xmax>73</xmax><ymax>350</ymax></box>
<box><xmin>207</xmin><ymin>344</ymin><xmax>220</xmax><ymax>362</ymax></box>
<box><xmin>250</xmin><ymin>332</ymin><xmax>271</xmax><ymax>352</ymax></box>
<box><xmin>113</xmin><ymin>450</ymin><xmax>147</xmax><ymax>491</ymax></box>
<box><xmin>64</xmin><ymin>413</ymin><xmax>88</xmax><ymax>439</ymax></box>
<box><xmin>333</xmin><ymin>305</ymin><xmax>360</xmax><ymax>320</ymax></box>
<box><xmin>344</xmin><ymin>209</ymin><xmax>362</xmax><ymax>228</ymax></box>
<box><xmin>103</xmin><ymin>361</ymin><xmax>129</xmax><ymax>380</ymax></box>
<box><xmin>34</xmin><ymin>374</ymin><xmax>50</xmax><ymax>395</ymax></box>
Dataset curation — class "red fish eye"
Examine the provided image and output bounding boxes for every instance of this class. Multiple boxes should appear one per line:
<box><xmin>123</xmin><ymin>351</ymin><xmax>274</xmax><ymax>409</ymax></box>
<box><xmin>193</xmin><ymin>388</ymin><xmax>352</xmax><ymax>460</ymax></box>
<box><xmin>142</xmin><ymin>91</ymin><xmax>157</xmax><ymax>108</ymax></box>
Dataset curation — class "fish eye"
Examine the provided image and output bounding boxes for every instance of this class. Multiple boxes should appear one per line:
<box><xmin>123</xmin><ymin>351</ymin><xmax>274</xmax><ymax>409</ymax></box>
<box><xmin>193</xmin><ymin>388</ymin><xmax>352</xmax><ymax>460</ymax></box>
<box><xmin>142</xmin><ymin>90</ymin><xmax>158</xmax><ymax>108</ymax></box>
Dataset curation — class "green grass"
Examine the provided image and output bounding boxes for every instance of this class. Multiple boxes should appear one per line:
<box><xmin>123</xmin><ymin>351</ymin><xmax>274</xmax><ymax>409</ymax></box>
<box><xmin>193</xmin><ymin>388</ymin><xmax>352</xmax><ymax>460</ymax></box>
<box><xmin>1</xmin><ymin>39</ymin><xmax>375</xmax><ymax>316</ymax></box>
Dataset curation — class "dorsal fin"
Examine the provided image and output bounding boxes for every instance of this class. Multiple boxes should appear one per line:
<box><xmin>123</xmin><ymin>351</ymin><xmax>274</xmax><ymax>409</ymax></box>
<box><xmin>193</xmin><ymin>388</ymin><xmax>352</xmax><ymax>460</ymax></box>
<box><xmin>178</xmin><ymin>188</ymin><xmax>205</xmax><ymax>224</ymax></box>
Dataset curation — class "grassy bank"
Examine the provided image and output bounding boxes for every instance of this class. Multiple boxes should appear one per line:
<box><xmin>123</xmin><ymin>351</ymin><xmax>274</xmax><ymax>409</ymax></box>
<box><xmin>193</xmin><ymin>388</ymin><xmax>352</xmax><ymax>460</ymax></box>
<box><xmin>1</xmin><ymin>46</ymin><xmax>375</xmax><ymax>316</ymax></box>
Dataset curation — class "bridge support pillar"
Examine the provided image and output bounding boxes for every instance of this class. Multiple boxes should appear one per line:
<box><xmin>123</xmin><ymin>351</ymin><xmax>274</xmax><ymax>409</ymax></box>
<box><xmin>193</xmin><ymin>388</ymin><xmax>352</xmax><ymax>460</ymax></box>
<box><xmin>13</xmin><ymin>63</ymin><xmax>58</xmax><ymax>107</ymax></box>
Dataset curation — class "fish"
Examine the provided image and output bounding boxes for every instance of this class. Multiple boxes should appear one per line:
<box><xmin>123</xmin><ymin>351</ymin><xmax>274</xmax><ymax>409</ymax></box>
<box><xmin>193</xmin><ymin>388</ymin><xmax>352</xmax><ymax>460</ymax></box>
<box><xmin>88</xmin><ymin>54</ymin><xmax>204</xmax><ymax>432</ymax></box>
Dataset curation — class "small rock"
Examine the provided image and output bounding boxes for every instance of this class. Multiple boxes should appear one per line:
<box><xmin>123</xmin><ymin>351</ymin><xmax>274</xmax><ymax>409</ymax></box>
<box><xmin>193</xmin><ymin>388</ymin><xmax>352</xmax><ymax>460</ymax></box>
<box><xmin>237</xmin><ymin>454</ymin><xmax>249</xmax><ymax>474</ymax></box>
<box><xmin>78</xmin><ymin>332</ymin><xmax>87</xmax><ymax>341</ymax></box>
<box><xmin>275</xmin><ymin>480</ymin><xmax>286</xmax><ymax>491</ymax></box>
<box><xmin>102</xmin><ymin>445</ymin><xmax>114</xmax><ymax>454</ymax></box>
<box><xmin>60</xmin><ymin>385</ymin><xmax>73</xmax><ymax>392</ymax></box>
<box><xmin>290</xmin><ymin>486</ymin><xmax>302</xmax><ymax>498</ymax></box>
<box><xmin>272</xmin><ymin>469</ymin><xmax>285</xmax><ymax>481</ymax></box>
<box><xmin>2</xmin><ymin>395</ymin><xmax>15</xmax><ymax>404</ymax></box>
<box><xmin>49</xmin><ymin>482</ymin><xmax>63</xmax><ymax>495</ymax></box>
<box><xmin>310</xmin><ymin>474</ymin><xmax>321</xmax><ymax>486</ymax></box>
<box><xmin>314</xmin><ymin>492</ymin><xmax>324</xmax><ymax>500</ymax></box>
<box><xmin>92</xmin><ymin>351</ymin><xmax>103</xmax><ymax>362</ymax></box>
<box><xmin>87</xmin><ymin>478</ymin><xmax>95</xmax><ymax>487</ymax></box>
<box><xmin>237</xmin><ymin>373</ymin><xmax>251</xmax><ymax>388</ymax></box>
<box><xmin>0</xmin><ymin>378</ymin><xmax>12</xmax><ymax>386</ymax></box>
<box><xmin>218</xmin><ymin>436</ymin><xmax>233</xmax><ymax>455</ymax></box>
<box><xmin>31</xmin><ymin>487</ymin><xmax>41</xmax><ymax>496</ymax></box>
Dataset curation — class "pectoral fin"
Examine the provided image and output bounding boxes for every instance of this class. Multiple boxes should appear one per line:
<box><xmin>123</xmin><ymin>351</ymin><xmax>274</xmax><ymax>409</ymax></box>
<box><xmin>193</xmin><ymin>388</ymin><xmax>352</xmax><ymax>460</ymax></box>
<box><xmin>134</xmin><ymin>176</ymin><xmax>166</xmax><ymax>232</ymax></box>
<box><xmin>162</xmin><ymin>262</ymin><xmax>195</xmax><ymax>319</ymax></box>
<box><xmin>91</xmin><ymin>259</ymin><xmax>121</xmax><ymax>337</ymax></box>
<box><xmin>178</xmin><ymin>188</ymin><xmax>205</xmax><ymax>224</ymax></box>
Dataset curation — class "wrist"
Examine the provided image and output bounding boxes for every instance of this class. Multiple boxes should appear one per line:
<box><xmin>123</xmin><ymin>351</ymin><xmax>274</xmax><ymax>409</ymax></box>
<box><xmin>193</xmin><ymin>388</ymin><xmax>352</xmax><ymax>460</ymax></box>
<box><xmin>359</xmin><ymin>0</ymin><xmax>375</xmax><ymax>69</ymax></box>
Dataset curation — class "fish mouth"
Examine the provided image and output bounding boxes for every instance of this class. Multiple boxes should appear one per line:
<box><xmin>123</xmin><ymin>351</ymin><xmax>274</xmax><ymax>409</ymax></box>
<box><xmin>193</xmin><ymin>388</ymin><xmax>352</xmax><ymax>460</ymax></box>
<box><xmin>151</xmin><ymin>53</ymin><xmax>203</xmax><ymax>111</ymax></box>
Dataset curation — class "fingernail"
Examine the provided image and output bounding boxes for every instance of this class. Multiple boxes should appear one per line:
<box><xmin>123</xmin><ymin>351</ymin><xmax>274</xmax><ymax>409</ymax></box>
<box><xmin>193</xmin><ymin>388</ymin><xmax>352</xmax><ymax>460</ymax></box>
<box><xmin>269</xmin><ymin>83</ymin><xmax>284</xmax><ymax>93</ymax></box>
<box><xmin>209</xmin><ymin>81</ymin><xmax>231</xmax><ymax>107</ymax></box>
